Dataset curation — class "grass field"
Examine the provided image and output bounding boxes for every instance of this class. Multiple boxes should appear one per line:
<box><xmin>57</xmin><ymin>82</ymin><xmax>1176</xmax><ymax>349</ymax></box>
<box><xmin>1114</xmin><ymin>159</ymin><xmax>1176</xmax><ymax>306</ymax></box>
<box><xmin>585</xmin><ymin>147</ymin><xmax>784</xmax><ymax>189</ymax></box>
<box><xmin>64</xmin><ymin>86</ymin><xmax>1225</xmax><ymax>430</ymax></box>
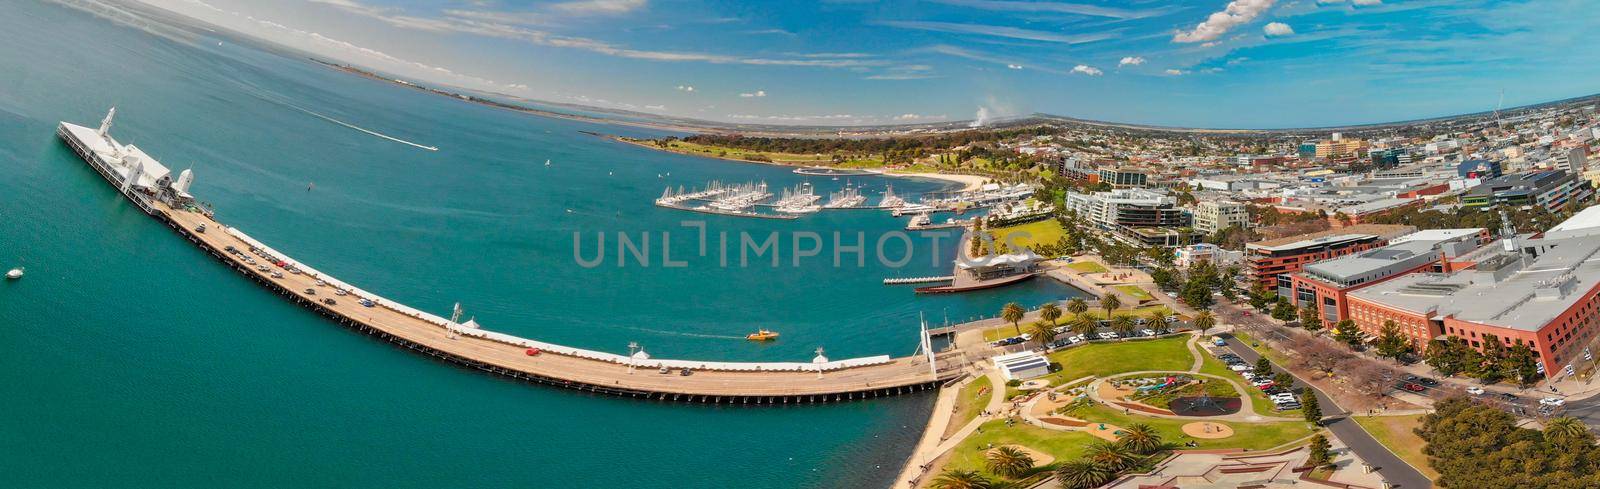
<box><xmin>980</xmin><ymin>307</ymin><xmax>1178</xmax><ymax>342</ymax></box>
<box><xmin>1114</xmin><ymin>285</ymin><xmax>1154</xmax><ymax>301</ymax></box>
<box><xmin>656</xmin><ymin>140</ymin><xmax>886</xmax><ymax>167</ymax></box>
<box><xmin>951</xmin><ymin>375</ymin><xmax>995</xmax><ymax>434</ymax></box>
<box><xmin>988</xmin><ymin>219</ymin><xmax>1067</xmax><ymax>253</ymax></box>
<box><xmin>1353</xmin><ymin>415</ymin><xmax>1438</xmax><ymax>480</ymax></box>
<box><xmin>1036</xmin><ymin>336</ymin><xmax>1194</xmax><ymax>386</ymax></box>
<box><xmin>1065</xmin><ymin>261</ymin><xmax>1109</xmax><ymax>274</ymax></box>
<box><xmin>944</xmin><ymin>420</ymin><xmax>1098</xmax><ymax>477</ymax></box>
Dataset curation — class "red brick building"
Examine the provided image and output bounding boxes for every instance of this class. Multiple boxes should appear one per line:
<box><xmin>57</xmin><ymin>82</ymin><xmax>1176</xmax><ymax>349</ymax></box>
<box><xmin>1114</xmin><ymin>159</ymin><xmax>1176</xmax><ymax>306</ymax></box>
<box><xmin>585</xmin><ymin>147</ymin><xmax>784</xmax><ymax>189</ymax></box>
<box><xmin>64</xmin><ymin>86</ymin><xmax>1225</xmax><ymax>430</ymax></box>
<box><xmin>1244</xmin><ymin>224</ymin><xmax>1417</xmax><ymax>294</ymax></box>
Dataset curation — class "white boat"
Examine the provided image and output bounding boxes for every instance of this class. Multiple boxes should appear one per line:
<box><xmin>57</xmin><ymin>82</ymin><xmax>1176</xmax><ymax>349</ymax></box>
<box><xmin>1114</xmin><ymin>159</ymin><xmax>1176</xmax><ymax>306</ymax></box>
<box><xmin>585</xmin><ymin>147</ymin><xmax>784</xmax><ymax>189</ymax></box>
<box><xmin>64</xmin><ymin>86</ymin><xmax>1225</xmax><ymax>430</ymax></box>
<box><xmin>5</xmin><ymin>267</ymin><xmax>22</xmax><ymax>280</ymax></box>
<box><xmin>878</xmin><ymin>185</ymin><xmax>906</xmax><ymax>209</ymax></box>
<box><xmin>823</xmin><ymin>186</ymin><xmax>867</xmax><ymax>208</ymax></box>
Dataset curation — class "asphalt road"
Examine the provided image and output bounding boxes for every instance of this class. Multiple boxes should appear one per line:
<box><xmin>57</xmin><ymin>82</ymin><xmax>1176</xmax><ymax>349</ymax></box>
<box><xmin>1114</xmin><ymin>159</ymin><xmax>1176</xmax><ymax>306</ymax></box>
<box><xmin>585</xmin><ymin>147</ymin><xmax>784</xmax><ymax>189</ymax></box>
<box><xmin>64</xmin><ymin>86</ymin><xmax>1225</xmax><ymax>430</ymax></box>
<box><xmin>1214</xmin><ymin>331</ymin><xmax>1433</xmax><ymax>489</ymax></box>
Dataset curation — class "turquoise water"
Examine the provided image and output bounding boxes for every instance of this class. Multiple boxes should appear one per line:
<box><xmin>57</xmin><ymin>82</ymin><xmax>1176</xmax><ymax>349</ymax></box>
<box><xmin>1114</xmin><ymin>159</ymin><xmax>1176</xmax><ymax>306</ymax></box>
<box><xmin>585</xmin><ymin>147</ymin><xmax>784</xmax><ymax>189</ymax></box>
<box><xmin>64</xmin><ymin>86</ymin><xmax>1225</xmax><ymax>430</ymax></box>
<box><xmin>0</xmin><ymin>2</ymin><xmax>1082</xmax><ymax>487</ymax></box>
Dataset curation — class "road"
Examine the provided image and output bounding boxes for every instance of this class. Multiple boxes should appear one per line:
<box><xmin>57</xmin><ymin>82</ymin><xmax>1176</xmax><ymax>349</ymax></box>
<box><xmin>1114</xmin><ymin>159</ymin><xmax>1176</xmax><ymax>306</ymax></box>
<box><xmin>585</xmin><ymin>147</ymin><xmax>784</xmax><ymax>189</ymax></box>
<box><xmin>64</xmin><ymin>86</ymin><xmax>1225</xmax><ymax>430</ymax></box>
<box><xmin>1215</xmin><ymin>331</ymin><xmax>1432</xmax><ymax>489</ymax></box>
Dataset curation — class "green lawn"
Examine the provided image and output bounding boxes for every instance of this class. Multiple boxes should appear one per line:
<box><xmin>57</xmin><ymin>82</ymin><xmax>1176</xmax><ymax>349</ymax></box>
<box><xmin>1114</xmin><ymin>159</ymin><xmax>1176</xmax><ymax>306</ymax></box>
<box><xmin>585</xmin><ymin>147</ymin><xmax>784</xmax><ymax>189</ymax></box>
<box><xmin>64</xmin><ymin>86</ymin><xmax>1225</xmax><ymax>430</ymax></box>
<box><xmin>1035</xmin><ymin>336</ymin><xmax>1195</xmax><ymax>387</ymax></box>
<box><xmin>1353</xmin><ymin>415</ymin><xmax>1439</xmax><ymax>480</ymax></box>
<box><xmin>952</xmin><ymin>375</ymin><xmax>995</xmax><ymax>432</ymax></box>
<box><xmin>980</xmin><ymin>307</ymin><xmax>1179</xmax><ymax>343</ymax></box>
<box><xmin>988</xmin><ymin>219</ymin><xmax>1068</xmax><ymax>253</ymax></box>
<box><xmin>657</xmin><ymin>140</ymin><xmax>885</xmax><ymax>167</ymax></box>
<box><xmin>944</xmin><ymin>420</ymin><xmax>1099</xmax><ymax>477</ymax></box>
<box><xmin>1076</xmin><ymin>404</ymin><xmax>1316</xmax><ymax>451</ymax></box>
<box><xmin>1065</xmin><ymin>261</ymin><xmax>1109</xmax><ymax>274</ymax></box>
<box><xmin>1114</xmin><ymin>285</ymin><xmax>1154</xmax><ymax>301</ymax></box>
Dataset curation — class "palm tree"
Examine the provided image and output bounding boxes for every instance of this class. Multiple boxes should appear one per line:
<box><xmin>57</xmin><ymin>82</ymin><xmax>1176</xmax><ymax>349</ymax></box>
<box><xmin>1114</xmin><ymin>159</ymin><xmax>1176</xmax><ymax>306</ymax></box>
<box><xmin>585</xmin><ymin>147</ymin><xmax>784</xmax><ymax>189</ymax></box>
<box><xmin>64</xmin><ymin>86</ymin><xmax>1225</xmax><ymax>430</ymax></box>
<box><xmin>1545</xmin><ymin>417</ymin><xmax>1593</xmax><ymax>446</ymax></box>
<box><xmin>1054</xmin><ymin>460</ymin><xmax>1115</xmax><ymax>489</ymax></box>
<box><xmin>1030</xmin><ymin>321</ymin><xmax>1059</xmax><ymax>346</ymax></box>
<box><xmin>985</xmin><ymin>446</ymin><xmax>1036</xmax><ymax>479</ymax></box>
<box><xmin>1145</xmin><ymin>310</ymin><xmax>1171</xmax><ymax>334</ymax></box>
<box><xmin>1066</xmin><ymin>297</ymin><xmax>1089</xmax><ymax>318</ymax></box>
<box><xmin>1117</xmin><ymin>423</ymin><xmax>1164</xmax><ymax>455</ymax></box>
<box><xmin>1084</xmin><ymin>440</ymin><xmax>1138</xmax><ymax>471</ymax></box>
<box><xmin>1040</xmin><ymin>302</ymin><xmax>1063</xmax><ymax>326</ymax></box>
<box><xmin>1111</xmin><ymin>315</ymin><xmax>1138</xmax><ymax>338</ymax></box>
<box><xmin>1192</xmin><ymin>311</ymin><xmax>1216</xmax><ymax>338</ymax></box>
<box><xmin>1069</xmin><ymin>315</ymin><xmax>1098</xmax><ymax>337</ymax></box>
<box><xmin>930</xmin><ymin>469</ymin><xmax>993</xmax><ymax>489</ymax></box>
<box><xmin>1100</xmin><ymin>294</ymin><xmax>1121</xmax><ymax>319</ymax></box>
<box><xmin>1001</xmin><ymin>302</ymin><xmax>1026</xmax><ymax>336</ymax></box>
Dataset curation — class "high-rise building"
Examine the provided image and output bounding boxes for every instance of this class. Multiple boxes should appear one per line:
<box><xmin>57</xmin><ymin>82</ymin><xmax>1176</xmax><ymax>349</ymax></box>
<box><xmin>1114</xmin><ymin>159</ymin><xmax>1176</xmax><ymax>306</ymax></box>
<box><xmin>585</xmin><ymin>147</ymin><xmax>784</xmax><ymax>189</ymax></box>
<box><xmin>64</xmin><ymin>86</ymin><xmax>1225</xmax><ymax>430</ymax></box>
<box><xmin>1066</xmin><ymin>189</ymin><xmax>1190</xmax><ymax>245</ymax></box>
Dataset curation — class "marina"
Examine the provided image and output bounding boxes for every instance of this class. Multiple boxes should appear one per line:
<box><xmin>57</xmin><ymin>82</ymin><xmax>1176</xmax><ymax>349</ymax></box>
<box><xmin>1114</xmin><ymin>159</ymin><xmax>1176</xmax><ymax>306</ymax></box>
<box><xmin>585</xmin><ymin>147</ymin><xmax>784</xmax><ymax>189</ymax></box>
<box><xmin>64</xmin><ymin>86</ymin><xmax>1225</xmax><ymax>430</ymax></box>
<box><xmin>59</xmin><ymin>109</ymin><xmax>964</xmax><ymax>402</ymax></box>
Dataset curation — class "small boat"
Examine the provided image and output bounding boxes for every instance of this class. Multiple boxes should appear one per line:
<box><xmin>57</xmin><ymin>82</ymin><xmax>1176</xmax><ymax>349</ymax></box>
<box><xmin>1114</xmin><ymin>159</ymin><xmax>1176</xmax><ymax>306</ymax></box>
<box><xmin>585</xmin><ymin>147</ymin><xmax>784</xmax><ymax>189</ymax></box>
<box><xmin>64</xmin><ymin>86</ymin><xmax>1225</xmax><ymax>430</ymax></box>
<box><xmin>746</xmin><ymin>329</ymin><xmax>780</xmax><ymax>341</ymax></box>
<box><xmin>5</xmin><ymin>267</ymin><xmax>23</xmax><ymax>280</ymax></box>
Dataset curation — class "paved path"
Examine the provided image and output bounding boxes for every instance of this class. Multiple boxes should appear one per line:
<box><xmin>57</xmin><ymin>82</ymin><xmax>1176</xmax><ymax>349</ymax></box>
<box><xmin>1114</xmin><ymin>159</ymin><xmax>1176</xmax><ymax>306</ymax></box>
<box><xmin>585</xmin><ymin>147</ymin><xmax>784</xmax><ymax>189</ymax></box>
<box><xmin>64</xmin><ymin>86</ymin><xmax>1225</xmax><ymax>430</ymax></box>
<box><xmin>1185</xmin><ymin>333</ymin><xmax>1205</xmax><ymax>373</ymax></box>
<box><xmin>1216</xmin><ymin>331</ymin><xmax>1432</xmax><ymax>489</ymax></box>
<box><xmin>895</xmin><ymin>368</ymin><xmax>1008</xmax><ymax>488</ymax></box>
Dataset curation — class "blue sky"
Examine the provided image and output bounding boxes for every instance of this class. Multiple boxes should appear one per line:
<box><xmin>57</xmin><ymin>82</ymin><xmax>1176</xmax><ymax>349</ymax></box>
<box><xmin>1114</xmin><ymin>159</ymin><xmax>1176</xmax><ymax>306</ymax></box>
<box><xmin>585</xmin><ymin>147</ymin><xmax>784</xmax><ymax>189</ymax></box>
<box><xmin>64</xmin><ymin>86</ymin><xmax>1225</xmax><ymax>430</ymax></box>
<box><xmin>143</xmin><ymin>0</ymin><xmax>1600</xmax><ymax>128</ymax></box>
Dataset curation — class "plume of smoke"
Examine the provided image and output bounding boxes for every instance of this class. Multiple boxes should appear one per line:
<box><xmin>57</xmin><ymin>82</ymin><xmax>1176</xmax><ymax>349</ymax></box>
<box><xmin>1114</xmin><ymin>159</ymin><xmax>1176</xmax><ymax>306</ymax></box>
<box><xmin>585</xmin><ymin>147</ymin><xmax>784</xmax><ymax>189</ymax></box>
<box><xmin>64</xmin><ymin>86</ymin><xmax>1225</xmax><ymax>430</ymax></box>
<box><xmin>969</xmin><ymin>106</ymin><xmax>991</xmax><ymax>128</ymax></box>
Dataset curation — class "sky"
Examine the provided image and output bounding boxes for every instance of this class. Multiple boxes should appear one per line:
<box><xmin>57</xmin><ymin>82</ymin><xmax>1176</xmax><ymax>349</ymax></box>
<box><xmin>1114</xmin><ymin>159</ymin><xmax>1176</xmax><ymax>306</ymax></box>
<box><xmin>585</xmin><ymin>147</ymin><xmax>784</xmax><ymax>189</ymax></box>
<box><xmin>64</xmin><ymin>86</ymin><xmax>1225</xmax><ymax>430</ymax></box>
<box><xmin>136</xmin><ymin>0</ymin><xmax>1600</xmax><ymax>129</ymax></box>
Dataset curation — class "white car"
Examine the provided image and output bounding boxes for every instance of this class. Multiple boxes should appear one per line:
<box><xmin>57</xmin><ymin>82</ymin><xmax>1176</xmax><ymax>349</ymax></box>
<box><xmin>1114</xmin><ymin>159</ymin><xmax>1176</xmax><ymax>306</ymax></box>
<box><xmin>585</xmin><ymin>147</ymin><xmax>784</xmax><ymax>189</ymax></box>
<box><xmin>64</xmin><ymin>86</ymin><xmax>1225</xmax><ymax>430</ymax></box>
<box><xmin>1466</xmin><ymin>386</ymin><xmax>1485</xmax><ymax>396</ymax></box>
<box><xmin>1540</xmin><ymin>397</ymin><xmax>1566</xmax><ymax>407</ymax></box>
<box><xmin>1272</xmin><ymin>394</ymin><xmax>1297</xmax><ymax>402</ymax></box>
<box><xmin>1231</xmin><ymin>364</ymin><xmax>1251</xmax><ymax>372</ymax></box>
<box><xmin>1140</xmin><ymin>329</ymin><xmax>1157</xmax><ymax>337</ymax></box>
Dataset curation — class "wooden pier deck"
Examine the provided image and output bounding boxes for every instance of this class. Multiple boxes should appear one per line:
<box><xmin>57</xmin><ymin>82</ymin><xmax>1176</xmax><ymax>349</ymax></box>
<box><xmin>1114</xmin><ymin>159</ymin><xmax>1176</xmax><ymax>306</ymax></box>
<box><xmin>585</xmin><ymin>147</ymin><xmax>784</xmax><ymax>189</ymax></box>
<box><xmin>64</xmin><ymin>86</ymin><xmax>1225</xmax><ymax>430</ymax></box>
<box><xmin>149</xmin><ymin>201</ymin><xmax>956</xmax><ymax>403</ymax></box>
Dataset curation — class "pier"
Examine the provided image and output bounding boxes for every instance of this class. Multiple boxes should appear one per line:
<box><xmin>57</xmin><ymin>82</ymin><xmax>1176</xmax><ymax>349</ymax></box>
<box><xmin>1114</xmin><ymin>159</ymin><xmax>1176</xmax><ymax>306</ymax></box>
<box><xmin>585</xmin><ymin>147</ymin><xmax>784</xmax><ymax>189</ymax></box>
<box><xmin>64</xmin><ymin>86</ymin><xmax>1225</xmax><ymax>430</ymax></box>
<box><xmin>882</xmin><ymin>276</ymin><xmax>954</xmax><ymax>285</ymax></box>
<box><xmin>59</xmin><ymin>111</ymin><xmax>964</xmax><ymax>404</ymax></box>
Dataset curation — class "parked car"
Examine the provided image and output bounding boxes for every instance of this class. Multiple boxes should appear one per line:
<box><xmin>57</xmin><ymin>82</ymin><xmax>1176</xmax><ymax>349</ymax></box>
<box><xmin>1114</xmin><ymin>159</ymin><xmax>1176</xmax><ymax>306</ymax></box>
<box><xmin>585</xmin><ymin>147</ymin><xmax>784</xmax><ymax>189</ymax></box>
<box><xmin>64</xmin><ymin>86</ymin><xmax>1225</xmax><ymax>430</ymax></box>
<box><xmin>1466</xmin><ymin>386</ymin><xmax>1485</xmax><ymax>396</ymax></box>
<box><xmin>1140</xmin><ymin>329</ymin><xmax>1157</xmax><ymax>337</ymax></box>
<box><xmin>1541</xmin><ymin>397</ymin><xmax>1566</xmax><ymax>407</ymax></box>
<box><xmin>1230</xmin><ymin>364</ymin><xmax>1251</xmax><ymax>372</ymax></box>
<box><xmin>1213</xmin><ymin>338</ymin><xmax>1227</xmax><ymax>346</ymax></box>
<box><xmin>1418</xmin><ymin>377</ymin><xmax>1440</xmax><ymax>387</ymax></box>
<box><xmin>1499</xmin><ymin>393</ymin><xmax>1519</xmax><ymax>402</ymax></box>
<box><xmin>1401</xmin><ymin>383</ymin><xmax>1425</xmax><ymax>393</ymax></box>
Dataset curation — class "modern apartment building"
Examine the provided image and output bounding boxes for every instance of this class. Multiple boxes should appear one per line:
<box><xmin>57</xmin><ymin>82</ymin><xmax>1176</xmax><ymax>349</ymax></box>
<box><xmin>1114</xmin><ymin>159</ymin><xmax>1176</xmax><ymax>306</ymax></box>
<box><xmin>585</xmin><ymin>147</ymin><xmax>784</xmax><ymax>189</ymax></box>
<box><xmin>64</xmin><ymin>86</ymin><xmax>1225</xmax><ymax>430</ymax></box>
<box><xmin>1192</xmin><ymin>200</ymin><xmax>1249</xmax><ymax>235</ymax></box>
<box><xmin>1066</xmin><ymin>189</ymin><xmax>1191</xmax><ymax>246</ymax></box>
<box><xmin>1461</xmin><ymin>170</ymin><xmax>1595</xmax><ymax>211</ymax></box>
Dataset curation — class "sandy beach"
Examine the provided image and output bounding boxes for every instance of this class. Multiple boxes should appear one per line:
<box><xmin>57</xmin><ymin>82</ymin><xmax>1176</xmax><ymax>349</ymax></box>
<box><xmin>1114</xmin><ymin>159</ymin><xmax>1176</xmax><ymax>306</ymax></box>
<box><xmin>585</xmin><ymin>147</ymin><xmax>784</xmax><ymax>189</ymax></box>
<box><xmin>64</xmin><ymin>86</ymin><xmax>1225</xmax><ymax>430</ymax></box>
<box><xmin>611</xmin><ymin>136</ymin><xmax>992</xmax><ymax>192</ymax></box>
<box><xmin>893</xmin><ymin>172</ymin><xmax>989</xmax><ymax>192</ymax></box>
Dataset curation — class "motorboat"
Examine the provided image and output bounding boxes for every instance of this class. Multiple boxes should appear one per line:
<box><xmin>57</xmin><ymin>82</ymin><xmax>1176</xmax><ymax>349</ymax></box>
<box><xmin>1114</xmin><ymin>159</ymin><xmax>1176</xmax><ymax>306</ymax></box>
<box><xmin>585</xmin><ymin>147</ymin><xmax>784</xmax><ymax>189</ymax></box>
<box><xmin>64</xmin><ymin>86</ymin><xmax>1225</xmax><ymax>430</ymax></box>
<box><xmin>5</xmin><ymin>267</ymin><xmax>22</xmax><ymax>280</ymax></box>
<box><xmin>746</xmin><ymin>329</ymin><xmax>780</xmax><ymax>341</ymax></box>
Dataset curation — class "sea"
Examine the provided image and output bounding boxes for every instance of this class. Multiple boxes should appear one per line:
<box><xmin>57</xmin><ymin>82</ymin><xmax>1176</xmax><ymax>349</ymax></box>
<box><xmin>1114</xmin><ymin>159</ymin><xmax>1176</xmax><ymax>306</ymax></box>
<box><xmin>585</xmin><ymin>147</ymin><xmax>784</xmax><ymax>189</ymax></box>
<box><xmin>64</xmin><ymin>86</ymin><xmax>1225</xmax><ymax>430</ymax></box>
<box><xmin>0</xmin><ymin>1</ymin><xmax>1083</xmax><ymax>487</ymax></box>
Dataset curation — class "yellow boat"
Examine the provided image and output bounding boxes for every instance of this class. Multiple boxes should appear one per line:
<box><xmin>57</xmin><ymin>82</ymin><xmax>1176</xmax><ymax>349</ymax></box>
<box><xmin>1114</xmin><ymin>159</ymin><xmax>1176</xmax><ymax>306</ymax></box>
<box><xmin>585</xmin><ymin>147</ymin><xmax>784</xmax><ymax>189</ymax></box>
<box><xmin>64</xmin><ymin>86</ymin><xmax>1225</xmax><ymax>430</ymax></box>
<box><xmin>746</xmin><ymin>329</ymin><xmax>780</xmax><ymax>341</ymax></box>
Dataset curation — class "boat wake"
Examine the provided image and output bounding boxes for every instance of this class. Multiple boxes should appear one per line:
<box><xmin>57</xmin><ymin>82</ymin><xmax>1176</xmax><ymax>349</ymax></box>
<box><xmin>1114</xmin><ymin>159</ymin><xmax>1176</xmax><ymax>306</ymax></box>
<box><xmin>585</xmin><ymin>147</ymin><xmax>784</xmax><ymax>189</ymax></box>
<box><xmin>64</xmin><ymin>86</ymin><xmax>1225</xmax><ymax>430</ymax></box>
<box><xmin>284</xmin><ymin>103</ymin><xmax>439</xmax><ymax>152</ymax></box>
<box><xmin>619</xmin><ymin>325</ymin><xmax>746</xmax><ymax>340</ymax></box>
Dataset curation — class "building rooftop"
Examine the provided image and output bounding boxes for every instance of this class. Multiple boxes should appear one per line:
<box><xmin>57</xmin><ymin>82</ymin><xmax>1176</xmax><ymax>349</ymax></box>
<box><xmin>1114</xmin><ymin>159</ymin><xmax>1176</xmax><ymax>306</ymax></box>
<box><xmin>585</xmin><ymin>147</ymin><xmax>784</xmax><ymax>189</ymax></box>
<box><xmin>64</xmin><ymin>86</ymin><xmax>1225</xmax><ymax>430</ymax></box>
<box><xmin>1350</xmin><ymin>235</ymin><xmax>1600</xmax><ymax>332</ymax></box>
<box><xmin>1247</xmin><ymin>224</ymin><xmax>1416</xmax><ymax>251</ymax></box>
<box><xmin>1546</xmin><ymin>204</ymin><xmax>1600</xmax><ymax>239</ymax></box>
<box><xmin>1300</xmin><ymin>230</ymin><xmax>1483</xmax><ymax>285</ymax></box>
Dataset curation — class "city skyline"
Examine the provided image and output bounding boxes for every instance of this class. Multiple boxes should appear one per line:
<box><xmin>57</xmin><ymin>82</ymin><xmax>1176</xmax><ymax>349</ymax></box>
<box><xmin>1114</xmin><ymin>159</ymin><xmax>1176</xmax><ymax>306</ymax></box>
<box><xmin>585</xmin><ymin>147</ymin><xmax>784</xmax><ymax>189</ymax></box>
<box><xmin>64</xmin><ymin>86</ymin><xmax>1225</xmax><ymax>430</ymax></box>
<box><xmin>135</xmin><ymin>0</ymin><xmax>1600</xmax><ymax>129</ymax></box>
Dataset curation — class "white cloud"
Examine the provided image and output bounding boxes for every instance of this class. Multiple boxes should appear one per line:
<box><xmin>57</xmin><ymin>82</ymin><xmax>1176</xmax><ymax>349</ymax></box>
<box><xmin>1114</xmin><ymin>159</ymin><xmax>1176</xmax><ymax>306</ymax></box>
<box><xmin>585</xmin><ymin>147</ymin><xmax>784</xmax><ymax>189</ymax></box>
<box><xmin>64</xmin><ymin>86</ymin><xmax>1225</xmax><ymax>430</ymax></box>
<box><xmin>644</xmin><ymin>104</ymin><xmax>666</xmax><ymax>110</ymax></box>
<box><xmin>1353</xmin><ymin>0</ymin><xmax>1382</xmax><ymax>5</ymax></box>
<box><xmin>549</xmin><ymin>0</ymin><xmax>646</xmax><ymax>15</ymax></box>
<box><xmin>1072</xmin><ymin>64</ymin><xmax>1103</xmax><ymax>76</ymax></box>
<box><xmin>1118</xmin><ymin>56</ymin><xmax>1146</xmax><ymax>67</ymax></box>
<box><xmin>1164</xmin><ymin>69</ymin><xmax>1187</xmax><ymax>76</ymax></box>
<box><xmin>878</xmin><ymin>20</ymin><xmax>1118</xmax><ymax>44</ymax></box>
<box><xmin>1173</xmin><ymin>0</ymin><xmax>1276</xmax><ymax>43</ymax></box>
<box><xmin>739</xmin><ymin>90</ymin><xmax>767</xmax><ymax>98</ymax></box>
<box><xmin>1263</xmin><ymin>22</ymin><xmax>1295</xmax><ymax>37</ymax></box>
<box><xmin>675</xmin><ymin>85</ymin><xmax>695</xmax><ymax>92</ymax></box>
<box><xmin>1006</xmin><ymin>64</ymin><xmax>1024</xmax><ymax>70</ymax></box>
<box><xmin>927</xmin><ymin>0</ymin><xmax>1173</xmax><ymax>19</ymax></box>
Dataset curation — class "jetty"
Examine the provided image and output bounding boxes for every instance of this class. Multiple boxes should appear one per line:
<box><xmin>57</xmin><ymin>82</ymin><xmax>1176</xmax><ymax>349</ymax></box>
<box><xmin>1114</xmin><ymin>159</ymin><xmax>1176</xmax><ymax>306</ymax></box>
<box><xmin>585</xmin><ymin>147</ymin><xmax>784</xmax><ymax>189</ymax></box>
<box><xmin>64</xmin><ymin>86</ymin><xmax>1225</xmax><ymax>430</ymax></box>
<box><xmin>58</xmin><ymin>109</ymin><xmax>965</xmax><ymax>404</ymax></box>
<box><xmin>883</xmin><ymin>276</ymin><xmax>954</xmax><ymax>285</ymax></box>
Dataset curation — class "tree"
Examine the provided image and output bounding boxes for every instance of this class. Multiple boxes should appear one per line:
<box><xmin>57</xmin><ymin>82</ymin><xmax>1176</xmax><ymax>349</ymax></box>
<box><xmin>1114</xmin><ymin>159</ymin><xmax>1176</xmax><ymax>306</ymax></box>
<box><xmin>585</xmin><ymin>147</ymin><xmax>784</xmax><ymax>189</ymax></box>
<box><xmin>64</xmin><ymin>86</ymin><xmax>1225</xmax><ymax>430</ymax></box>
<box><xmin>930</xmin><ymin>469</ymin><xmax>994</xmax><ymax>489</ymax></box>
<box><xmin>1424</xmin><ymin>336</ymin><xmax>1481</xmax><ymax>377</ymax></box>
<box><xmin>984</xmin><ymin>446</ymin><xmax>1035</xmax><ymax>479</ymax></box>
<box><xmin>1054</xmin><ymin>460</ymin><xmax>1115</xmax><ymax>489</ymax></box>
<box><xmin>1544</xmin><ymin>417</ymin><xmax>1594</xmax><ymax>449</ymax></box>
<box><xmin>1375</xmin><ymin>320</ymin><xmax>1412</xmax><ymax>361</ymax></box>
<box><xmin>1415</xmin><ymin>396</ymin><xmax>1600</xmax><ymax>487</ymax></box>
<box><xmin>1332</xmin><ymin>320</ymin><xmax>1362</xmax><ymax>348</ymax></box>
<box><xmin>1002</xmin><ymin>302</ymin><xmax>1026</xmax><ymax>336</ymax></box>
<box><xmin>1500</xmin><ymin>344</ymin><xmax>1541</xmax><ymax>387</ymax></box>
<box><xmin>1117</xmin><ymin>423</ymin><xmax>1164</xmax><ymax>455</ymax></box>
<box><xmin>1271</xmin><ymin>301</ymin><xmax>1297</xmax><ymax>322</ymax></box>
<box><xmin>1101</xmin><ymin>294</ymin><xmax>1121</xmax><ymax>319</ymax></box>
<box><xmin>1040</xmin><ymin>302</ymin><xmax>1063</xmax><ymax>327</ymax></box>
<box><xmin>1248</xmin><ymin>285</ymin><xmax>1273</xmax><ymax>311</ymax></box>
<box><xmin>1111</xmin><ymin>315</ymin><xmax>1138</xmax><ymax>337</ymax></box>
<box><xmin>1069</xmin><ymin>315</ymin><xmax>1098</xmax><ymax>337</ymax></box>
<box><xmin>1179</xmin><ymin>279</ymin><xmax>1214</xmax><ymax>309</ymax></box>
<box><xmin>1192</xmin><ymin>311</ymin><xmax>1216</xmax><ymax>337</ymax></box>
<box><xmin>1145</xmin><ymin>310</ymin><xmax>1171</xmax><ymax>334</ymax></box>
<box><xmin>1273</xmin><ymin>371</ymin><xmax>1295</xmax><ymax>389</ymax></box>
<box><xmin>1030</xmin><ymin>321</ymin><xmax>1059</xmax><ymax>347</ymax></box>
<box><xmin>1298</xmin><ymin>305</ymin><xmax>1322</xmax><ymax>332</ymax></box>
<box><xmin>1253</xmin><ymin>358</ymin><xmax>1273</xmax><ymax>378</ymax></box>
<box><xmin>1066</xmin><ymin>297</ymin><xmax>1089</xmax><ymax>317</ymax></box>
<box><xmin>1150</xmin><ymin>267</ymin><xmax>1180</xmax><ymax>291</ymax></box>
<box><xmin>1300</xmin><ymin>387</ymin><xmax>1322</xmax><ymax>424</ymax></box>
<box><xmin>1084</xmin><ymin>440</ymin><xmax>1138</xmax><ymax>471</ymax></box>
<box><xmin>1306</xmin><ymin>434</ymin><xmax>1334</xmax><ymax>468</ymax></box>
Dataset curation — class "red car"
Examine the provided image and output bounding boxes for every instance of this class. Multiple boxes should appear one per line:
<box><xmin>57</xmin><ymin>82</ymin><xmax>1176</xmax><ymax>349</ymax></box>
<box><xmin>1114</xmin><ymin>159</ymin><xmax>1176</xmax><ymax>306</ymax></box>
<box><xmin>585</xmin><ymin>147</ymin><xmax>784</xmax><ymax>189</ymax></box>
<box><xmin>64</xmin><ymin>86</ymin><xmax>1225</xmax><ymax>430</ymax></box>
<box><xmin>1242</xmin><ymin>311</ymin><xmax>1253</xmax><ymax>317</ymax></box>
<box><xmin>1402</xmin><ymin>383</ymin><xmax>1425</xmax><ymax>392</ymax></box>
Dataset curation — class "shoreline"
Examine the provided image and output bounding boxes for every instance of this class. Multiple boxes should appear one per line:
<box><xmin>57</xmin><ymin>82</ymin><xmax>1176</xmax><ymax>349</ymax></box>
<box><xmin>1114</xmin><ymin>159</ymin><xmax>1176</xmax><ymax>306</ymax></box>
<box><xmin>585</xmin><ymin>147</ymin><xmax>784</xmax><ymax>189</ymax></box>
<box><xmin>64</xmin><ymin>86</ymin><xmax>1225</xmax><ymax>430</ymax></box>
<box><xmin>610</xmin><ymin>136</ymin><xmax>989</xmax><ymax>192</ymax></box>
